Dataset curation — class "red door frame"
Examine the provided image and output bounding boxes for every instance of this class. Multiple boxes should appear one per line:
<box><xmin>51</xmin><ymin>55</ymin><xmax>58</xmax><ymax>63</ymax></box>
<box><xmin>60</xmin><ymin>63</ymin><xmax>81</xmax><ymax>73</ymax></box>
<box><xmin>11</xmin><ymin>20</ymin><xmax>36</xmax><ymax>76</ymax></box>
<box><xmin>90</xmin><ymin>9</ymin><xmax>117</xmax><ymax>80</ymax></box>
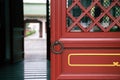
<box><xmin>51</xmin><ymin>0</ymin><xmax>120</xmax><ymax>80</ymax></box>
<box><xmin>24</xmin><ymin>19</ymin><xmax>43</xmax><ymax>38</ymax></box>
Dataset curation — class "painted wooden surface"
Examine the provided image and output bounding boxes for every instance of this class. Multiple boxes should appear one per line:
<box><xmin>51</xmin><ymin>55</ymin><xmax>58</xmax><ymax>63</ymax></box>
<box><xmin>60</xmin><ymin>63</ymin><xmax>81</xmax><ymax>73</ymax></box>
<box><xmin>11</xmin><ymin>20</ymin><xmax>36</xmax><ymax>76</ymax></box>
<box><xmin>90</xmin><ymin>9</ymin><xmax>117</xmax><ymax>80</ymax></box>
<box><xmin>51</xmin><ymin>0</ymin><xmax>120</xmax><ymax>80</ymax></box>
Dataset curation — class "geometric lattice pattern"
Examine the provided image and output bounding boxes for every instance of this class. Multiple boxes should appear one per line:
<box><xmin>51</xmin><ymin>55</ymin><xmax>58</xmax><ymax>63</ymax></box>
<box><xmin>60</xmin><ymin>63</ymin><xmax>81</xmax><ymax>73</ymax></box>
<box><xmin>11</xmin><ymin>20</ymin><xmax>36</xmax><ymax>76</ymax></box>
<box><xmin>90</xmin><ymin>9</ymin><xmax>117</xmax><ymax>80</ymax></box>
<box><xmin>66</xmin><ymin>0</ymin><xmax>120</xmax><ymax>32</ymax></box>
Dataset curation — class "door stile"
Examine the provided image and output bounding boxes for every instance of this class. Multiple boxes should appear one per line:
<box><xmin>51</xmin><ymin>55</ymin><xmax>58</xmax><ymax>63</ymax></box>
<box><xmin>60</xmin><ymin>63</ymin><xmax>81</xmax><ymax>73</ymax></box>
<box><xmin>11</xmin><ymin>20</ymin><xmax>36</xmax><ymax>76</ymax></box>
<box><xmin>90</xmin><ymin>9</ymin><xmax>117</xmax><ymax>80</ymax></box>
<box><xmin>51</xmin><ymin>0</ymin><xmax>56</xmax><ymax>79</ymax></box>
<box><xmin>51</xmin><ymin>0</ymin><xmax>63</xmax><ymax>79</ymax></box>
<box><xmin>56</xmin><ymin>0</ymin><xmax>65</xmax><ymax>78</ymax></box>
<box><xmin>51</xmin><ymin>0</ymin><xmax>61</xmax><ymax>79</ymax></box>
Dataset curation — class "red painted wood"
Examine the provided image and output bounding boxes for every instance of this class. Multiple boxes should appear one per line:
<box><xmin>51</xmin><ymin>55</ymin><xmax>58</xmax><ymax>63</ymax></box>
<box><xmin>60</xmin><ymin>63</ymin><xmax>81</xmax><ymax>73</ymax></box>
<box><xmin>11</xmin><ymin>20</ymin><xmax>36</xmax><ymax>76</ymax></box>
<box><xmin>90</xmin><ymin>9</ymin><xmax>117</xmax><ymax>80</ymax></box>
<box><xmin>51</xmin><ymin>0</ymin><xmax>120</xmax><ymax>80</ymax></box>
<box><xmin>51</xmin><ymin>0</ymin><xmax>57</xmax><ymax>79</ymax></box>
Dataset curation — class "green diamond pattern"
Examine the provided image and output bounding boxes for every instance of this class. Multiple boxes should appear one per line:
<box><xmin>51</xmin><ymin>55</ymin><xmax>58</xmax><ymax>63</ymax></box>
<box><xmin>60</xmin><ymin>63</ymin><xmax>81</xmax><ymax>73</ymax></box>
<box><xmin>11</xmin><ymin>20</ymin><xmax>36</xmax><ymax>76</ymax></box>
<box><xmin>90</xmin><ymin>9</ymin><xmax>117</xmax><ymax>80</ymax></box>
<box><xmin>115</xmin><ymin>6</ymin><xmax>120</xmax><ymax>17</ymax></box>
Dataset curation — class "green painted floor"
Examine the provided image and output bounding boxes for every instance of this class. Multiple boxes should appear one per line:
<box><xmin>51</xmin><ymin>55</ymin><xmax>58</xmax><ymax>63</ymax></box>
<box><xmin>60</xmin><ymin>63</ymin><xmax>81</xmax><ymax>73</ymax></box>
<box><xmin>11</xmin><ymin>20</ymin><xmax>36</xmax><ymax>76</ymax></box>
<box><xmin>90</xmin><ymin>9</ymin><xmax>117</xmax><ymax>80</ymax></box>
<box><xmin>0</xmin><ymin>61</ymin><xmax>47</xmax><ymax>80</ymax></box>
<box><xmin>0</xmin><ymin>35</ymin><xmax>48</xmax><ymax>80</ymax></box>
<box><xmin>0</xmin><ymin>62</ymin><xmax>24</xmax><ymax>80</ymax></box>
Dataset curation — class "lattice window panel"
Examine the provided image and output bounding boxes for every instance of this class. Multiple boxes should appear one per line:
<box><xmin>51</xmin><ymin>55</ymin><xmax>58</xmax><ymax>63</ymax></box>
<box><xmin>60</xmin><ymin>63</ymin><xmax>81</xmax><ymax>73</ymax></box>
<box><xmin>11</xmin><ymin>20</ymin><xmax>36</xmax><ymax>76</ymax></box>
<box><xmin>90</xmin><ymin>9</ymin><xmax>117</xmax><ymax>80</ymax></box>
<box><xmin>66</xmin><ymin>0</ymin><xmax>120</xmax><ymax>32</ymax></box>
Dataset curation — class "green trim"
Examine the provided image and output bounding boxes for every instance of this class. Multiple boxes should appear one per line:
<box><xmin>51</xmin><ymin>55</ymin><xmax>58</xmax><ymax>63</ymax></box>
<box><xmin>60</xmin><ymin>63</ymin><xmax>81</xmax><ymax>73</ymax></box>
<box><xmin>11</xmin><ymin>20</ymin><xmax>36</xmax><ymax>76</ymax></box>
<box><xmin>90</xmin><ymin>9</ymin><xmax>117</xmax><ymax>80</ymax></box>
<box><xmin>24</xmin><ymin>3</ymin><xmax>46</xmax><ymax>15</ymax></box>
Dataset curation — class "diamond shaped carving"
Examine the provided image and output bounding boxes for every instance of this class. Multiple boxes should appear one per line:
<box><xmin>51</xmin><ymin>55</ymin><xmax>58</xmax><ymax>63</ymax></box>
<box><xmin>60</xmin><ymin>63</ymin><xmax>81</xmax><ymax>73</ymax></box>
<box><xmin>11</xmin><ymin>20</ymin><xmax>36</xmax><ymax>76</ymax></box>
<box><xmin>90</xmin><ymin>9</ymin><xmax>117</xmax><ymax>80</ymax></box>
<box><xmin>70</xmin><ymin>5</ymin><xmax>82</xmax><ymax>18</ymax></box>
<box><xmin>80</xmin><ymin>15</ymin><xmax>92</xmax><ymax>28</ymax></box>
<box><xmin>100</xmin><ymin>15</ymin><xmax>112</xmax><ymax>29</ymax></box>
<box><xmin>110</xmin><ymin>25</ymin><xmax>120</xmax><ymax>32</ymax></box>
<box><xmin>80</xmin><ymin>0</ymin><xmax>92</xmax><ymax>9</ymax></box>
<box><xmin>110</xmin><ymin>6</ymin><xmax>120</xmax><ymax>18</ymax></box>
<box><xmin>90</xmin><ymin>26</ymin><xmax>103</xmax><ymax>32</ymax></box>
<box><xmin>66</xmin><ymin>16</ymin><xmax>73</xmax><ymax>27</ymax></box>
<box><xmin>71</xmin><ymin>26</ymin><xmax>83</xmax><ymax>32</ymax></box>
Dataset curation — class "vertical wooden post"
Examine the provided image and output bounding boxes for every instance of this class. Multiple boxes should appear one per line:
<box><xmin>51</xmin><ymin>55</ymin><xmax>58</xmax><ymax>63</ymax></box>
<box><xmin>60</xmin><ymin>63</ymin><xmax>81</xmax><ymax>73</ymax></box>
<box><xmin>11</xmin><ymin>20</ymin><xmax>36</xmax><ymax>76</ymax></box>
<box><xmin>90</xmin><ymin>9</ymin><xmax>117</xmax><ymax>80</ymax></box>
<box><xmin>40</xmin><ymin>22</ymin><xmax>42</xmax><ymax>38</ymax></box>
<box><xmin>45</xmin><ymin>22</ymin><xmax>47</xmax><ymax>33</ymax></box>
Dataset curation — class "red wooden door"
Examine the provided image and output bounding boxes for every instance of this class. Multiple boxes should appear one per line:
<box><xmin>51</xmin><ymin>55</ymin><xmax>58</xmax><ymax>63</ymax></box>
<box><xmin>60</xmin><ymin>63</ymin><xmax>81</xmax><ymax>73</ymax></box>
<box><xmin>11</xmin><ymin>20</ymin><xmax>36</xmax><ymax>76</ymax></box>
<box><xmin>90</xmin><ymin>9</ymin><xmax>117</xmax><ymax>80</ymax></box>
<box><xmin>51</xmin><ymin>0</ymin><xmax>120</xmax><ymax>80</ymax></box>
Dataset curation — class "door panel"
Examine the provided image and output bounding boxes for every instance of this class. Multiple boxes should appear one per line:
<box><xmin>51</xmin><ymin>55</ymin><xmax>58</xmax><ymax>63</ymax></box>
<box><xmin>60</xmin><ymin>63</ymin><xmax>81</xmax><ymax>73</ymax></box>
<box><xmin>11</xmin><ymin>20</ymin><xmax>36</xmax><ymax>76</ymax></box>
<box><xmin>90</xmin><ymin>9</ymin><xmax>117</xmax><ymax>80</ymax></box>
<box><xmin>12</xmin><ymin>28</ymin><xmax>24</xmax><ymax>63</ymax></box>
<box><xmin>10</xmin><ymin>0</ymin><xmax>24</xmax><ymax>63</ymax></box>
<box><xmin>0</xmin><ymin>0</ymin><xmax>5</xmax><ymax>63</ymax></box>
<box><xmin>62</xmin><ymin>0</ymin><xmax>120</xmax><ymax>38</ymax></box>
<box><xmin>56</xmin><ymin>50</ymin><xmax>120</xmax><ymax>79</ymax></box>
<box><xmin>62</xmin><ymin>50</ymin><xmax>120</xmax><ymax>73</ymax></box>
<box><xmin>51</xmin><ymin>0</ymin><xmax>120</xmax><ymax>80</ymax></box>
